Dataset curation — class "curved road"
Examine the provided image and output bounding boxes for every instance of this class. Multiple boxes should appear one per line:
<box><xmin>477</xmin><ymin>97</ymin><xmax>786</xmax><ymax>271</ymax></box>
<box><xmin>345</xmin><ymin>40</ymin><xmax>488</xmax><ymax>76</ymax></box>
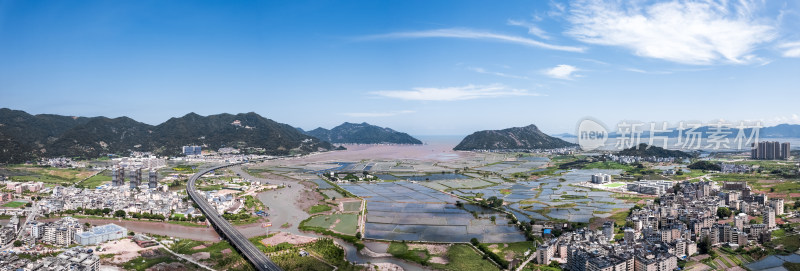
<box><xmin>187</xmin><ymin>164</ymin><xmax>282</xmax><ymax>271</ymax></box>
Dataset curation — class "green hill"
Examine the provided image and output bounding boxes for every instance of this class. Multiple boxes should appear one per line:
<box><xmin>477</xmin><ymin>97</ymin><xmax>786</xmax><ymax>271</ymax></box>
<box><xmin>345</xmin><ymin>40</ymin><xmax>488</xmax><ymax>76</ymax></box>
<box><xmin>454</xmin><ymin>124</ymin><xmax>576</xmax><ymax>151</ymax></box>
<box><xmin>301</xmin><ymin>122</ymin><xmax>422</xmax><ymax>145</ymax></box>
<box><xmin>0</xmin><ymin>108</ymin><xmax>332</xmax><ymax>163</ymax></box>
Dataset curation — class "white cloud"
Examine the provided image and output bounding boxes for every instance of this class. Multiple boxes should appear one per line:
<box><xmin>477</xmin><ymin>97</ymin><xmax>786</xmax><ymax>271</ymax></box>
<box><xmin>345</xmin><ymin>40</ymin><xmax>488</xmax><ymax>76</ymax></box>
<box><xmin>360</xmin><ymin>28</ymin><xmax>585</xmax><ymax>53</ymax></box>
<box><xmin>565</xmin><ymin>0</ymin><xmax>777</xmax><ymax>65</ymax></box>
<box><xmin>778</xmin><ymin>41</ymin><xmax>800</xmax><ymax>57</ymax></box>
<box><xmin>467</xmin><ymin>67</ymin><xmax>529</xmax><ymax>79</ymax></box>
<box><xmin>624</xmin><ymin>68</ymin><xmax>672</xmax><ymax>75</ymax></box>
<box><xmin>766</xmin><ymin>114</ymin><xmax>800</xmax><ymax>125</ymax></box>
<box><xmin>507</xmin><ymin>19</ymin><xmax>550</xmax><ymax>40</ymax></box>
<box><xmin>543</xmin><ymin>65</ymin><xmax>580</xmax><ymax>80</ymax></box>
<box><xmin>341</xmin><ymin>110</ymin><xmax>415</xmax><ymax>117</ymax></box>
<box><xmin>370</xmin><ymin>84</ymin><xmax>541</xmax><ymax>101</ymax></box>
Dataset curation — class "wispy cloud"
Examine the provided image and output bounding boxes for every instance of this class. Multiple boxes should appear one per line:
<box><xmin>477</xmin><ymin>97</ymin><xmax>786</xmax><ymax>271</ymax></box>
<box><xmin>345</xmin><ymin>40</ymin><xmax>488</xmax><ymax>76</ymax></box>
<box><xmin>543</xmin><ymin>65</ymin><xmax>580</xmax><ymax>80</ymax></box>
<box><xmin>370</xmin><ymin>84</ymin><xmax>541</xmax><ymax>101</ymax></box>
<box><xmin>341</xmin><ymin>110</ymin><xmax>415</xmax><ymax>117</ymax></box>
<box><xmin>467</xmin><ymin>67</ymin><xmax>529</xmax><ymax>79</ymax></box>
<box><xmin>360</xmin><ymin>28</ymin><xmax>585</xmax><ymax>53</ymax></box>
<box><xmin>565</xmin><ymin>0</ymin><xmax>777</xmax><ymax>65</ymax></box>
<box><xmin>778</xmin><ymin>41</ymin><xmax>800</xmax><ymax>57</ymax></box>
<box><xmin>507</xmin><ymin>19</ymin><xmax>550</xmax><ymax>40</ymax></box>
<box><xmin>624</xmin><ymin>68</ymin><xmax>672</xmax><ymax>75</ymax></box>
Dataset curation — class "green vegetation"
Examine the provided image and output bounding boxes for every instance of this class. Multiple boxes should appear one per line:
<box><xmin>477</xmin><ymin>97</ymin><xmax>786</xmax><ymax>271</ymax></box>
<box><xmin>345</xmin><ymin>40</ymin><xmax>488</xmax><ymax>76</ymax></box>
<box><xmin>308</xmin><ymin>204</ymin><xmax>332</xmax><ymax>214</ymax></box>
<box><xmin>388</xmin><ymin>242</ymin><xmax>429</xmax><ymax>265</ymax></box>
<box><xmin>609</xmin><ymin>209</ymin><xmax>631</xmax><ymax>226</ymax></box>
<box><xmin>301</xmin><ymin>214</ymin><xmax>358</xmax><ymax>235</ymax></box>
<box><xmin>2</xmin><ymin>201</ymin><xmax>26</xmax><ymax>208</ymax></box>
<box><xmin>167</xmin><ymin>220</ymin><xmax>207</xmax><ymax>228</ymax></box>
<box><xmin>299</xmin><ymin>215</ymin><xmax>364</xmax><ymax>250</ymax></box>
<box><xmin>121</xmin><ymin>249</ymin><xmax>177</xmax><ymax>271</ymax></box>
<box><xmin>618</xmin><ymin>143</ymin><xmax>692</xmax><ymax>158</ymax></box>
<box><xmin>222</xmin><ymin>212</ymin><xmax>260</xmax><ymax>225</ymax></box>
<box><xmin>560</xmin><ymin>194</ymin><xmax>587</xmax><ymax>200</ymax></box>
<box><xmin>583</xmin><ymin>161</ymin><xmax>634</xmax><ymax>170</ymax></box>
<box><xmin>77</xmin><ymin>173</ymin><xmax>111</xmax><ymax>188</ymax></box>
<box><xmin>470</xmin><ymin>238</ymin><xmax>509</xmax><ymax>269</ymax></box>
<box><xmin>430</xmin><ymin>244</ymin><xmax>501</xmax><ymax>271</ymax></box>
<box><xmin>717</xmin><ymin>207</ymin><xmax>732</xmax><ymax>219</ymax></box>
<box><xmin>342</xmin><ymin>201</ymin><xmax>361</xmax><ymax>212</ymax></box>
<box><xmin>168</xmin><ymin>238</ymin><xmax>252</xmax><ymax>270</ymax></box>
<box><xmin>688</xmin><ymin>161</ymin><xmax>721</xmax><ymax>171</ymax></box>
<box><xmin>784</xmin><ymin>262</ymin><xmax>800</xmax><ymax>271</ymax></box>
<box><xmin>766</xmin><ymin>231</ymin><xmax>800</xmax><ymax>253</ymax></box>
<box><xmin>304</xmin><ymin>122</ymin><xmax>423</xmax><ymax>145</ymax></box>
<box><xmin>453</xmin><ymin>125</ymin><xmax>577</xmax><ymax>151</ymax></box>
<box><xmin>4</xmin><ymin>165</ymin><xmax>94</xmax><ymax>185</ymax></box>
<box><xmin>197</xmin><ymin>184</ymin><xmax>223</xmax><ymax>191</ymax></box>
<box><xmin>603</xmin><ymin>182</ymin><xmax>625</xmax><ymax>188</ymax></box>
<box><xmin>243</xmin><ymin>195</ymin><xmax>265</xmax><ymax>211</ymax></box>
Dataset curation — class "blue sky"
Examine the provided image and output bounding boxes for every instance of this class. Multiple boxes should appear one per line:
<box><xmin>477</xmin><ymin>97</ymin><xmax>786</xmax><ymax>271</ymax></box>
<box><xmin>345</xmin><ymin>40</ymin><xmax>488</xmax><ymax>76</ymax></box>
<box><xmin>1</xmin><ymin>0</ymin><xmax>799</xmax><ymax>135</ymax></box>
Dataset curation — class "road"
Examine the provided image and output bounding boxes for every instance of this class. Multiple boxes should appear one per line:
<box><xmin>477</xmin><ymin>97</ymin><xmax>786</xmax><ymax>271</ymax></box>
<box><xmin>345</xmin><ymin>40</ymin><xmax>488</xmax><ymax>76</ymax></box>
<box><xmin>187</xmin><ymin>164</ymin><xmax>282</xmax><ymax>271</ymax></box>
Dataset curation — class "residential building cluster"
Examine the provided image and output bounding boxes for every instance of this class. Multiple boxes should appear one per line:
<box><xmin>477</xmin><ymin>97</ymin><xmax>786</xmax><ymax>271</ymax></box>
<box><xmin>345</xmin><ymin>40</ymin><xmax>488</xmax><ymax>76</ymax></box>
<box><xmin>606</xmin><ymin>154</ymin><xmax>679</xmax><ymax>164</ymax></box>
<box><xmin>541</xmin><ymin>180</ymin><xmax>782</xmax><ymax>271</ymax></box>
<box><xmin>112</xmin><ymin>155</ymin><xmax>167</xmax><ymax>169</ymax></box>
<box><xmin>626</xmin><ymin>180</ymin><xmax>674</xmax><ymax>195</ymax></box>
<box><xmin>42</xmin><ymin>186</ymin><xmax>190</xmax><ymax>219</ymax></box>
<box><xmin>720</xmin><ymin>163</ymin><xmax>752</xmax><ymax>173</ymax></box>
<box><xmin>5</xmin><ymin>181</ymin><xmax>43</xmax><ymax>194</ymax></box>
<box><xmin>0</xmin><ymin>246</ymin><xmax>100</xmax><ymax>271</ymax></box>
<box><xmin>751</xmin><ymin>141</ymin><xmax>791</xmax><ymax>160</ymax></box>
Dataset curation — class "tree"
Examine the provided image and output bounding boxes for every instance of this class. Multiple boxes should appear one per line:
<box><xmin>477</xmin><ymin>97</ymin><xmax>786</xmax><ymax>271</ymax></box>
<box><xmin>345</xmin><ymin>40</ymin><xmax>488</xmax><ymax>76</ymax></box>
<box><xmin>128</xmin><ymin>231</ymin><xmax>135</xmax><ymax>236</ymax></box>
<box><xmin>717</xmin><ymin>207</ymin><xmax>732</xmax><ymax>219</ymax></box>
<box><xmin>698</xmin><ymin>236</ymin><xmax>712</xmax><ymax>254</ymax></box>
<box><xmin>490</xmin><ymin>216</ymin><xmax>497</xmax><ymax>223</ymax></box>
<box><xmin>355</xmin><ymin>232</ymin><xmax>362</xmax><ymax>239</ymax></box>
<box><xmin>114</xmin><ymin>210</ymin><xmax>126</xmax><ymax>218</ymax></box>
<box><xmin>84</xmin><ymin>222</ymin><xmax>91</xmax><ymax>228</ymax></box>
<box><xmin>484</xmin><ymin>196</ymin><xmax>503</xmax><ymax>208</ymax></box>
<box><xmin>470</xmin><ymin>238</ymin><xmax>479</xmax><ymax>246</ymax></box>
<box><xmin>13</xmin><ymin>240</ymin><xmax>22</xmax><ymax>247</ymax></box>
<box><xmin>25</xmin><ymin>202</ymin><xmax>32</xmax><ymax>207</ymax></box>
<box><xmin>750</xmin><ymin>219</ymin><xmax>758</xmax><ymax>224</ymax></box>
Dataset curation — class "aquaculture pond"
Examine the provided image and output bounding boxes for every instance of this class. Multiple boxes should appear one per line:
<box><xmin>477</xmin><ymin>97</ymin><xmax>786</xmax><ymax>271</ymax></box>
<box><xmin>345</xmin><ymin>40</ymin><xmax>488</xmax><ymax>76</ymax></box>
<box><xmin>339</xmin><ymin>181</ymin><xmax>526</xmax><ymax>243</ymax></box>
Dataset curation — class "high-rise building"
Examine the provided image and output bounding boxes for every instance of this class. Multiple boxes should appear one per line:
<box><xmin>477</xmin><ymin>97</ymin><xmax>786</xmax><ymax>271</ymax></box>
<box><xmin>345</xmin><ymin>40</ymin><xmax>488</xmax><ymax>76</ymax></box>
<box><xmin>183</xmin><ymin>146</ymin><xmax>202</xmax><ymax>156</ymax></box>
<box><xmin>111</xmin><ymin>167</ymin><xmax>125</xmax><ymax>186</ymax></box>
<box><xmin>148</xmin><ymin>169</ymin><xmax>158</xmax><ymax>189</ymax></box>
<box><xmin>129</xmin><ymin>167</ymin><xmax>142</xmax><ymax>189</ymax></box>
<box><xmin>602</xmin><ymin>221</ymin><xmax>615</xmax><ymax>241</ymax></box>
<box><xmin>782</xmin><ymin>142</ymin><xmax>791</xmax><ymax>160</ymax></box>
<box><xmin>752</xmin><ymin>141</ymin><xmax>790</xmax><ymax>160</ymax></box>
<box><xmin>765</xmin><ymin>207</ymin><xmax>776</xmax><ymax>229</ymax></box>
<box><xmin>771</xmin><ymin>199</ymin><xmax>785</xmax><ymax>215</ymax></box>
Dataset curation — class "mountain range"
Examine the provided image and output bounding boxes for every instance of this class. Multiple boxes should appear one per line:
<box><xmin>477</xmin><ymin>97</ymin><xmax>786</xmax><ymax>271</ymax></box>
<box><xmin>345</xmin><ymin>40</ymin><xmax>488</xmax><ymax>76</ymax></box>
<box><xmin>0</xmin><ymin>108</ymin><xmax>333</xmax><ymax>163</ymax></box>
<box><xmin>555</xmin><ymin>124</ymin><xmax>800</xmax><ymax>138</ymax></box>
<box><xmin>298</xmin><ymin>122</ymin><xmax>422</xmax><ymax>145</ymax></box>
<box><xmin>454</xmin><ymin>124</ymin><xmax>577</xmax><ymax>151</ymax></box>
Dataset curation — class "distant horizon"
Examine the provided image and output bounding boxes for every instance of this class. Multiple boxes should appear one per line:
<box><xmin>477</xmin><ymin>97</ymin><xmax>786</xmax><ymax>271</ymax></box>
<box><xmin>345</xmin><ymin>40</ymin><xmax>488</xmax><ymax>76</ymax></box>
<box><xmin>2</xmin><ymin>1</ymin><xmax>799</xmax><ymax>136</ymax></box>
<box><xmin>6</xmin><ymin>107</ymin><xmax>800</xmax><ymax>138</ymax></box>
